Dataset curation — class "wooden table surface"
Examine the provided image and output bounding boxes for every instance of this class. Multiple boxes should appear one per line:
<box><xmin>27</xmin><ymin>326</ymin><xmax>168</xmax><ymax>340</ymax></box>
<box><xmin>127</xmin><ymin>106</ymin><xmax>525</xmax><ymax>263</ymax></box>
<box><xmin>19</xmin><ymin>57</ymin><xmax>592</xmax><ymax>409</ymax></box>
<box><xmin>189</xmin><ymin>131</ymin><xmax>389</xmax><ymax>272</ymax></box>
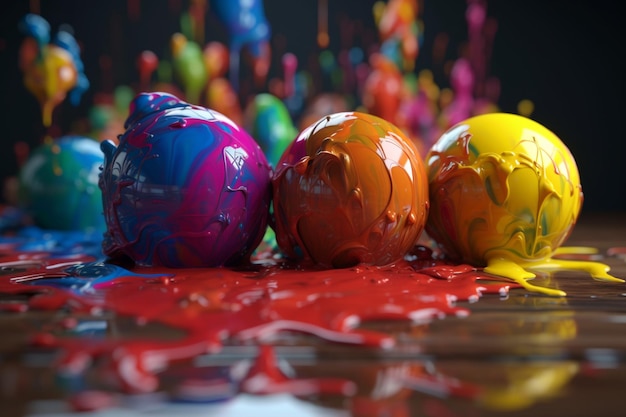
<box><xmin>1</xmin><ymin>212</ymin><xmax>626</xmax><ymax>417</ymax></box>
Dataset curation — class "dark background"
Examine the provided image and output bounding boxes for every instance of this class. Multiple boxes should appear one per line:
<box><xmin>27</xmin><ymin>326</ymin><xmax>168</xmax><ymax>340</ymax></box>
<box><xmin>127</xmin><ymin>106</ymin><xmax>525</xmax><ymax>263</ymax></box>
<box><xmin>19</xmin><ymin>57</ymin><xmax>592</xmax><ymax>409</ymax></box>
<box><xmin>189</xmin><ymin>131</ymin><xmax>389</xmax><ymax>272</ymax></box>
<box><xmin>1</xmin><ymin>0</ymin><xmax>624</xmax><ymax>213</ymax></box>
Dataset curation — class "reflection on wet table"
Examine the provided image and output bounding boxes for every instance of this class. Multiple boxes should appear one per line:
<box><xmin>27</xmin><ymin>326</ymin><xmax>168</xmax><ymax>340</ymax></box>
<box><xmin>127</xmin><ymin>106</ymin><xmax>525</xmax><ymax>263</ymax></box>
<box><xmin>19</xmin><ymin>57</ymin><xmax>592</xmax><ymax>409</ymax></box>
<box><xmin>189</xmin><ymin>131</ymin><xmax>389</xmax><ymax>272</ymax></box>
<box><xmin>1</xmin><ymin>213</ymin><xmax>626</xmax><ymax>417</ymax></box>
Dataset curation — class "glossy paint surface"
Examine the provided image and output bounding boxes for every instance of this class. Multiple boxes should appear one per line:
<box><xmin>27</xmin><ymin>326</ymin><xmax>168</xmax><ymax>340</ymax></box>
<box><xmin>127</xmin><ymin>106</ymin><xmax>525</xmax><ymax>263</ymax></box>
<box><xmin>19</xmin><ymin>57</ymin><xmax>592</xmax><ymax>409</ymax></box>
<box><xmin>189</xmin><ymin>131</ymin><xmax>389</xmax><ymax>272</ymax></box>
<box><xmin>272</xmin><ymin>111</ymin><xmax>429</xmax><ymax>268</ymax></box>
<box><xmin>425</xmin><ymin>113</ymin><xmax>622</xmax><ymax>295</ymax></box>
<box><xmin>0</xmin><ymin>221</ymin><xmax>509</xmax><ymax>399</ymax></box>
<box><xmin>2</xmin><ymin>214</ymin><xmax>626</xmax><ymax>416</ymax></box>
<box><xmin>98</xmin><ymin>92</ymin><xmax>272</xmax><ymax>267</ymax></box>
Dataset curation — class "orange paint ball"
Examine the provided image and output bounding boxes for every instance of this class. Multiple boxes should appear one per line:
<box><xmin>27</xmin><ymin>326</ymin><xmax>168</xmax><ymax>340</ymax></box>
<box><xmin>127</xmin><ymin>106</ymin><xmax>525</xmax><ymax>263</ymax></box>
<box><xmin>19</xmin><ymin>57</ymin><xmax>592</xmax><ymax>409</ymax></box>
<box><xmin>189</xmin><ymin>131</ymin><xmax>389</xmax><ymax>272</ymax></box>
<box><xmin>272</xmin><ymin>112</ymin><xmax>429</xmax><ymax>268</ymax></box>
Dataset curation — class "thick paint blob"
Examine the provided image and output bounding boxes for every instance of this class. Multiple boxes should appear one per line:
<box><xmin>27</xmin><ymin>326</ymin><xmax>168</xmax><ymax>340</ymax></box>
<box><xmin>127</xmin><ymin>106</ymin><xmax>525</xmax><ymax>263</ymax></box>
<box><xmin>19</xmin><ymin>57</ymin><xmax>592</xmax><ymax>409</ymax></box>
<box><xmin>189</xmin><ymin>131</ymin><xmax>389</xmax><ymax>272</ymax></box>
<box><xmin>98</xmin><ymin>92</ymin><xmax>272</xmax><ymax>267</ymax></box>
<box><xmin>272</xmin><ymin>111</ymin><xmax>429</xmax><ymax>268</ymax></box>
<box><xmin>425</xmin><ymin>112</ymin><xmax>623</xmax><ymax>295</ymax></box>
<box><xmin>243</xmin><ymin>93</ymin><xmax>298</xmax><ymax>168</ymax></box>
<box><xmin>19</xmin><ymin>13</ymin><xmax>89</xmax><ymax>127</ymax></box>
<box><xmin>0</xmin><ymin>225</ymin><xmax>512</xmax><ymax>397</ymax></box>
<box><xmin>2</xmin><ymin>213</ymin><xmax>625</xmax><ymax>413</ymax></box>
<box><xmin>18</xmin><ymin>135</ymin><xmax>106</xmax><ymax>233</ymax></box>
<box><xmin>209</xmin><ymin>0</ymin><xmax>271</xmax><ymax>89</ymax></box>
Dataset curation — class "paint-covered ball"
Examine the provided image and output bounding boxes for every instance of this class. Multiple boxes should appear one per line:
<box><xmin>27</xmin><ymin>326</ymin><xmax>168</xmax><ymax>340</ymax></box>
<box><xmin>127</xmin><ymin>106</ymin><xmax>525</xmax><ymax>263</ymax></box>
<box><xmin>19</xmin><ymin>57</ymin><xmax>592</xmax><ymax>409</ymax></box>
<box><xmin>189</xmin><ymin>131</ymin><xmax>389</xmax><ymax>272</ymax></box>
<box><xmin>18</xmin><ymin>135</ymin><xmax>105</xmax><ymax>232</ymax></box>
<box><xmin>272</xmin><ymin>111</ymin><xmax>429</xmax><ymax>268</ymax></box>
<box><xmin>99</xmin><ymin>92</ymin><xmax>272</xmax><ymax>267</ymax></box>
<box><xmin>425</xmin><ymin>112</ymin><xmax>583</xmax><ymax>266</ymax></box>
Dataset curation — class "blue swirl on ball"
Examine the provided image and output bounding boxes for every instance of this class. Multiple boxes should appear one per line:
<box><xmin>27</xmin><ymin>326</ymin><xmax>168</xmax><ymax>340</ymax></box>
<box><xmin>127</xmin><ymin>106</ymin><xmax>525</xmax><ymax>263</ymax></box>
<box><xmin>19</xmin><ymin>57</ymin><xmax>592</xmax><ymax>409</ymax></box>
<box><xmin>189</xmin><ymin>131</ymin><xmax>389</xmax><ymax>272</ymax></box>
<box><xmin>99</xmin><ymin>92</ymin><xmax>272</xmax><ymax>267</ymax></box>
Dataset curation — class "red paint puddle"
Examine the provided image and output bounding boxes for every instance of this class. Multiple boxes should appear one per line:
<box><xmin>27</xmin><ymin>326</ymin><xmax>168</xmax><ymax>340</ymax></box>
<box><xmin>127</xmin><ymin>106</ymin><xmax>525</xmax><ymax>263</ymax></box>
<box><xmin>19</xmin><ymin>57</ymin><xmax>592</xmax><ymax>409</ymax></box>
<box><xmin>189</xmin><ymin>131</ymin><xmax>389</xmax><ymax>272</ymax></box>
<box><xmin>0</xmin><ymin>243</ymin><xmax>513</xmax><ymax>411</ymax></box>
<box><xmin>608</xmin><ymin>247</ymin><xmax>626</xmax><ymax>262</ymax></box>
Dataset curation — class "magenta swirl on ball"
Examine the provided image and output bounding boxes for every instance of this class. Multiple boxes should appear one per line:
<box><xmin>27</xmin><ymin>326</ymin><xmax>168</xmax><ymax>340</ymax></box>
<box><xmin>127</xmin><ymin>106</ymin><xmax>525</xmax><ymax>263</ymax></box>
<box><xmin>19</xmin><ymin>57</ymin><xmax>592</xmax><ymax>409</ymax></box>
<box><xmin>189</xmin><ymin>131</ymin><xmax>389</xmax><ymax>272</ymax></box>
<box><xmin>98</xmin><ymin>92</ymin><xmax>272</xmax><ymax>267</ymax></box>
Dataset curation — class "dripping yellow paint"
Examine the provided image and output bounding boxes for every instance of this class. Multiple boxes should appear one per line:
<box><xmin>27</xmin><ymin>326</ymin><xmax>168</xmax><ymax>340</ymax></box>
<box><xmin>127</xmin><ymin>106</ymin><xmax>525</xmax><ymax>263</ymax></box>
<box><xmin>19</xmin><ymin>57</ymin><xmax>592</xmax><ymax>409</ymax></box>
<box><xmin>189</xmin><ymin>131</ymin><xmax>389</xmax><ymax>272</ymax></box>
<box><xmin>424</xmin><ymin>112</ymin><xmax>623</xmax><ymax>296</ymax></box>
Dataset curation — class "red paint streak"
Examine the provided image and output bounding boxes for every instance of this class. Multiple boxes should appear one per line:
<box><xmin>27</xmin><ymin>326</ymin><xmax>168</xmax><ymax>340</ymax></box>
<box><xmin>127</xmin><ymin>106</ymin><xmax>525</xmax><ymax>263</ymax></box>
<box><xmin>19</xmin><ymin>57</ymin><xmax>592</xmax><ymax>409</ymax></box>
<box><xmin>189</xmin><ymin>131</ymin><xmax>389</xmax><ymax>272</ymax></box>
<box><xmin>0</xmin><ymin>247</ymin><xmax>511</xmax><ymax>396</ymax></box>
<box><xmin>239</xmin><ymin>344</ymin><xmax>356</xmax><ymax>396</ymax></box>
<box><xmin>608</xmin><ymin>247</ymin><xmax>626</xmax><ymax>261</ymax></box>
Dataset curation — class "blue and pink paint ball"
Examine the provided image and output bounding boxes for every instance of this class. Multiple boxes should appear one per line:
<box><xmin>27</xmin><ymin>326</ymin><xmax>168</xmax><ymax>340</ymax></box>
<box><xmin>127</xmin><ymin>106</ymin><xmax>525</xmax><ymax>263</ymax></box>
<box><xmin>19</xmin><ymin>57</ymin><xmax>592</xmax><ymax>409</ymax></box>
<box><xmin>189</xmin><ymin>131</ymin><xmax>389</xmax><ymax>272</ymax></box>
<box><xmin>98</xmin><ymin>92</ymin><xmax>272</xmax><ymax>267</ymax></box>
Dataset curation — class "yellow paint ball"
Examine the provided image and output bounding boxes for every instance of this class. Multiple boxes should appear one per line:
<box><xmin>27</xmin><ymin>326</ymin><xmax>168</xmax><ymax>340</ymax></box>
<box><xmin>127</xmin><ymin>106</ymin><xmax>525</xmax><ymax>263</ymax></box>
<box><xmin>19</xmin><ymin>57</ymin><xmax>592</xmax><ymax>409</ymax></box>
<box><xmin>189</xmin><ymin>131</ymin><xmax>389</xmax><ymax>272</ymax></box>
<box><xmin>23</xmin><ymin>45</ymin><xmax>78</xmax><ymax>127</ymax></box>
<box><xmin>425</xmin><ymin>112</ymin><xmax>623</xmax><ymax>296</ymax></box>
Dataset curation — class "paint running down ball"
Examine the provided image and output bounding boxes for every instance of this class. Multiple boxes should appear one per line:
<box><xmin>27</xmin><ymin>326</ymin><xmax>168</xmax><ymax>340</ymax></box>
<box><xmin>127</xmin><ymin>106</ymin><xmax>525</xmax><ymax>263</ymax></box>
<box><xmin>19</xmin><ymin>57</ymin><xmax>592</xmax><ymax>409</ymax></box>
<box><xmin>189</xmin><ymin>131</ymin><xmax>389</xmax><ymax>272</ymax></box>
<box><xmin>272</xmin><ymin>111</ymin><xmax>429</xmax><ymax>268</ymax></box>
<box><xmin>425</xmin><ymin>112</ymin><xmax>623</xmax><ymax>295</ymax></box>
<box><xmin>99</xmin><ymin>92</ymin><xmax>272</xmax><ymax>267</ymax></box>
<box><xmin>18</xmin><ymin>135</ymin><xmax>105</xmax><ymax>232</ymax></box>
<box><xmin>425</xmin><ymin>112</ymin><xmax>583</xmax><ymax>263</ymax></box>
